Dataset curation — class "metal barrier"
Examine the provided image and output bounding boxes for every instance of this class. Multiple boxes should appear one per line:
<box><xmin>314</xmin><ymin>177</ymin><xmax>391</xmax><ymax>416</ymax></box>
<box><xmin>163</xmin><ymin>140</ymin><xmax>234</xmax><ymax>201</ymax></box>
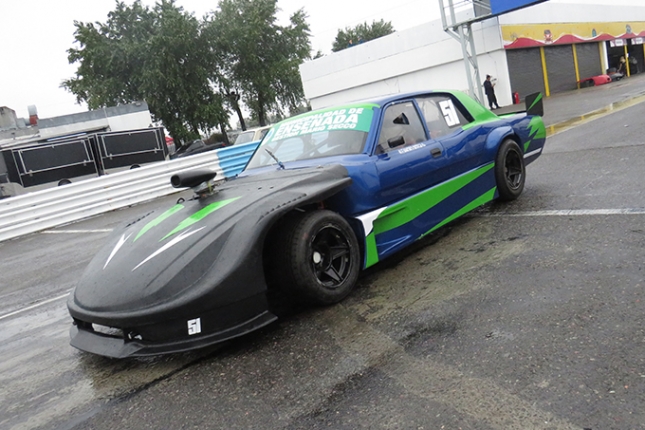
<box><xmin>0</xmin><ymin>141</ymin><xmax>259</xmax><ymax>242</ymax></box>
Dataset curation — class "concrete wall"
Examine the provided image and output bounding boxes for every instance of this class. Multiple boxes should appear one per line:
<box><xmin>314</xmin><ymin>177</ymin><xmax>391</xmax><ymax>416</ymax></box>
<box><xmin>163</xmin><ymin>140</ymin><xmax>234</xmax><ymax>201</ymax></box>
<box><xmin>300</xmin><ymin>2</ymin><xmax>645</xmax><ymax>110</ymax></box>
<box><xmin>0</xmin><ymin>107</ymin><xmax>18</xmax><ymax>129</ymax></box>
<box><xmin>300</xmin><ymin>15</ymin><xmax>511</xmax><ymax>109</ymax></box>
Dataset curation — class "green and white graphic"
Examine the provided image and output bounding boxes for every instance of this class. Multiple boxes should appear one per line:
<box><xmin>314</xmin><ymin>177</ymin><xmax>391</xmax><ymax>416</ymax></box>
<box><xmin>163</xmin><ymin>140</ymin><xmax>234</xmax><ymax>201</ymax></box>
<box><xmin>525</xmin><ymin>116</ymin><xmax>546</xmax><ymax>152</ymax></box>
<box><xmin>161</xmin><ymin>197</ymin><xmax>240</xmax><ymax>240</ymax></box>
<box><xmin>268</xmin><ymin>104</ymin><xmax>376</xmax><ymax>142</ymax></box>
<box><xmin>357</xmin><ymin>163</ymin><xmax>496</xmax><ymax>268</ymax></box>
<box><xmin>103</xmin><ymin>196</ymin><xmax>243</xmax><ymax>270</ymax></box>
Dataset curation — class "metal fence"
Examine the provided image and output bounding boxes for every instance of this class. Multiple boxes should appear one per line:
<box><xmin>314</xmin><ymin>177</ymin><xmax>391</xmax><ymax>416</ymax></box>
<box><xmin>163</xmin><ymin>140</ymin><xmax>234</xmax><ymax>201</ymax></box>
<box><xmin>0</xmin><ymin>141</ymin><xmax>259</xmax><ymax>243</ymax></box>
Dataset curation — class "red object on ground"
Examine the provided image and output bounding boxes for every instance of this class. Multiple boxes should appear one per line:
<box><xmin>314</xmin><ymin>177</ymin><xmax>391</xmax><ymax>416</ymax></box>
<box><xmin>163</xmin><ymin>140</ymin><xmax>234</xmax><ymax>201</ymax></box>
<box><xmin>578</xmin><ymin>74</ymin><xmax>612</xmax><ymax>87</ymax></box>
<box><xmin>513</xmin><ymin>92</ymin><xmax>520</xmax><ymax>104</ymax></box>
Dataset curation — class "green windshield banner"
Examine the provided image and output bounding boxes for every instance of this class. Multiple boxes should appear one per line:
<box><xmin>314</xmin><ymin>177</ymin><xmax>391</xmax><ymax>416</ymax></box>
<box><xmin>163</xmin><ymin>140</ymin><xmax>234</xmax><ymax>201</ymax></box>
<box><xmin>268</xmin><ymin>104</ymin><xmax>376</xmax><ymax>142</ymax></box>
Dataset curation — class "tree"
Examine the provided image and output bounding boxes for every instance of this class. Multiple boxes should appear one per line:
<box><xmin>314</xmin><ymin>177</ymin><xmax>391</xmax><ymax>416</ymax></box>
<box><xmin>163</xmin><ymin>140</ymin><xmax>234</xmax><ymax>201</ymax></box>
<box><xmin>332</xmin><ymin>19</ymin><xmax>395</xmax><ymax>52</ymax></box>
<box><xmin>63</xmin><ymin>0</ymin><xmax>228</xmax><ymax>143</ymax></box>
<box><xmin>209</xmin><ymin>0</ymin><xmax>312</xmax><ymax>126</ymax></box>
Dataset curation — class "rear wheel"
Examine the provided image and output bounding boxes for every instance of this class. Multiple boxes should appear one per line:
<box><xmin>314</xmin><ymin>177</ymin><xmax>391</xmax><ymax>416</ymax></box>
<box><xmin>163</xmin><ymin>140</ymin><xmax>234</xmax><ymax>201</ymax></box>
<box><xmin>268</xmin><ymin>210</ymin><xmax>360</xmax><ymax>306</ymax></box>
<box><xmin>495</xmin><ymin>139</ymin><xmax>525</xmax><ymax>201</ymax></box>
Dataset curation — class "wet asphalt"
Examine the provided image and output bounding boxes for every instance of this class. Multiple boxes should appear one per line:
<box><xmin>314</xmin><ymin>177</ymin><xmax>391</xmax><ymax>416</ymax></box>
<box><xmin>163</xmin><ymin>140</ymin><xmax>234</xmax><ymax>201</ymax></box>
<box><xmin>1</xmin><ymin>75</ymin><xmax>645</xmax><ymax>429</ymax></box>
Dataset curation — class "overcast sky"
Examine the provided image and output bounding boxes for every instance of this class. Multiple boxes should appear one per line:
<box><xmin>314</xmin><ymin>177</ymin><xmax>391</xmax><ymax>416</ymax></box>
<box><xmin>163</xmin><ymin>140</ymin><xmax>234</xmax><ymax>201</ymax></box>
<box><xmin>0</xmin><ymin>0</ymin><xmax>641</xmax><ymax>119</ymax></box>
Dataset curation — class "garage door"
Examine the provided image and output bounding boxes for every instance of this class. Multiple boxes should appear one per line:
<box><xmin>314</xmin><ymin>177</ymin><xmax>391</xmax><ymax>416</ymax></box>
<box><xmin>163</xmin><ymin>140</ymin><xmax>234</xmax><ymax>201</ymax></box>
<box><xmin>507</xmin><ymin>48</ymin><xmax>545</xmax><ymax>102</ymax></box>
<box><xmin>545</xmin><ymin>45</ymin><xmax>577</xmax><ymax>94</ymax></box>
<box><xmin>576</xmin><ymin>43</ymin><xmax>603</xmax><ymax>80</ymax></box>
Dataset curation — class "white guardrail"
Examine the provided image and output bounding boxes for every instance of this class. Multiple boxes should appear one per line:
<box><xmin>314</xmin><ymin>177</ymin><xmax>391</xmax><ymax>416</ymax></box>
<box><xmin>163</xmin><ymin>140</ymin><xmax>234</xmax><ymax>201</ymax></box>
<box><xmin>0</xmin><ymin>141</ymin><xmax>259</xmax><ymax>243</ymax></box>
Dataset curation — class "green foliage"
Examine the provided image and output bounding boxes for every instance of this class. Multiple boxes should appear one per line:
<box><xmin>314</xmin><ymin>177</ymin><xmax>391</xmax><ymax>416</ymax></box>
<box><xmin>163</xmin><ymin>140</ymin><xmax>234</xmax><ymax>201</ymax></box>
<box><xmin>63</xmin><ymin>0</ymin><xmax>313</xmax><ymax>138</ymax></box>
<box><xmin>209</xmin><ymin>0</ymin><xmax>312</xmax><ymax>126</ymax></box>
<box><xmin>63</xmin><ymin>0</ymin><xmax>228</xmax><ymax>143</ymax></box>
<box><xmin>331</xmin><ymin>19</ymin><xmax>395</xmax><ymax>52</ymax></box>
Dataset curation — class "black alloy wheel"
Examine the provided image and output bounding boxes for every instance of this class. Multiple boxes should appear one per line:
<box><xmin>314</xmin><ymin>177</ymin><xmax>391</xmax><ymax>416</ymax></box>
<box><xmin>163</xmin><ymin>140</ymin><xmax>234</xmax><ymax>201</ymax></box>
<box><xmin>495</xmin><ymin>139</ymin><xmax>525</xmax><ymax>201</ymax></box>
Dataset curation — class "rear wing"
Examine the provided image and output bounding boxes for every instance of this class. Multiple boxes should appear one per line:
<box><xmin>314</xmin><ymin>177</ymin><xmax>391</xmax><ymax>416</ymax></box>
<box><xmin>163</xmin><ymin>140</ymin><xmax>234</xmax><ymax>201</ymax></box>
<box><xmin>525</xmin><ymin>92</ymin><xmax>544</xmax><ymax>117</ymax></box>
<box><xmin>498</xmin><ymin>92</ymin><xmax>544</xmax><ymax>117</ymax></box>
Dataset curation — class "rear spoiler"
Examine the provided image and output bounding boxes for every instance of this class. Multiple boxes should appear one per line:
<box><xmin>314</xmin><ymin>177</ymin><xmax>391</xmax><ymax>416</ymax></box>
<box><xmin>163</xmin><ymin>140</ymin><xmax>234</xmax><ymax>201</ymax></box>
<box><xmin>525</xmin><ymin>92</ymin><xmax>544</xmax><ymax>117</ymax></box>
<box><xmin>497</xmin><ymin>92</ymin><xmax>544</xmax><ymax>117</ymax></box>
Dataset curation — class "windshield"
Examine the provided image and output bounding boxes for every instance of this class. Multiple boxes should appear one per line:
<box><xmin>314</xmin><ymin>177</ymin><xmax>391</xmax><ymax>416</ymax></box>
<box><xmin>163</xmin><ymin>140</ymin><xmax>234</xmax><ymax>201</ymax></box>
<box><xmin>234</xmin><ymin>131</ymin><xmax>255</xmax><ymax>145</ymax></box>
<box><xmin>245</xmin><ymin>104</ymin><xmax>375</xmax><ymax>170</ymax></box>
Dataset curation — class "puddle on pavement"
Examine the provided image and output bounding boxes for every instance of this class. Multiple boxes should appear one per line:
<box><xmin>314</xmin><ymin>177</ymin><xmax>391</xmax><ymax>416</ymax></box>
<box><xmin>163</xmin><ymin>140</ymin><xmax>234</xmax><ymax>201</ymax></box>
<box><xmin>547</xmin><ymin>93</ymin><xmax>645</xmax><ymax>136</ymax></box>
<box><xmin>0</xmin><ymin>301</ymin><xmax>215</xmax><ymax>430</ymax></box>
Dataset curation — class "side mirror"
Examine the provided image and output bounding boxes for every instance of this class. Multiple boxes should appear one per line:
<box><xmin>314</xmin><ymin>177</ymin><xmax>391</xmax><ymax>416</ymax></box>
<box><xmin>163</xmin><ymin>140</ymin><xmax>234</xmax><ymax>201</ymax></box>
<box><xmin>387</xmin><ymin>135</ymin><xmax>405</xmax><ymax>148</ymax></box>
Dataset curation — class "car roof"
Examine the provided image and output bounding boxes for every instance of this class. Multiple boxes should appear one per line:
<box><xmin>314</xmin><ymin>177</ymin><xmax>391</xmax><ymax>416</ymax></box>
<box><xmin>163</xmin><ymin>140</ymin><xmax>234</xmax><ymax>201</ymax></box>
<box><xmin>242</xmin><ymin>125</ymin><xmax>272</xmax><ymax>133</ymax></box>
<box><xmin>349</xmin><ymin>90</ymin><xmax>456</xmax><ymax>108</ymax></box>
<box><xmin>279</xmin><ymin>90</ymin><xmax>461</xmax><ymax>124</ymax></box>
<box><xmin>272</xmin><ymin>90</ymin><xmax>463</xmax><ymax>126</ymax></box>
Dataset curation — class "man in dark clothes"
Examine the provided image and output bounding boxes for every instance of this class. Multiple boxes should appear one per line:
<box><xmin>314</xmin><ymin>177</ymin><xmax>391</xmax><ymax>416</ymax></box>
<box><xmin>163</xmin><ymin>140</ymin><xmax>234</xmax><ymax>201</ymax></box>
<box><xmin>484</xmin><ymin>75</ymin><xmax>500</xmax><ymax>110</ymax></box>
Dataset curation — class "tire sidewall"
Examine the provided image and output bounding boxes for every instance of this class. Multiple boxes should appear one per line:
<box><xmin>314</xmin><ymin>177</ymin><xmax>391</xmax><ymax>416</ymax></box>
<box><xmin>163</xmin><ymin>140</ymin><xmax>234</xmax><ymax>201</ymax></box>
<box><xmin>290</xmin><ymin>211</ymin><xmax>360</xmax><ymax>305</ymax></box>
<box><xmin>495</xmin><ymin>139</ymin><xmax>525</xmax><ymax>201</ymax></box>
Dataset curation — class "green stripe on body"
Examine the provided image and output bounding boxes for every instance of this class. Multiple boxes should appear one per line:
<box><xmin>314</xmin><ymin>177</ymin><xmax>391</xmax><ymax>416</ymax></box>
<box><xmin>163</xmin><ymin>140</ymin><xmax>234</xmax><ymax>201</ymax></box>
<box><xmin>421</xmin><ymin>187</ymin><xmax>496</xmax><ymax>238</ymax></box>
<box><xmin>363</xmin><ymin>163</ymin><xmax>495</xmax><ymax>268</ymax></box>
<box><xmin>162</xmin><ymin>197</ymin><xmax>241</xmax><ymax>241</ymax></box>
<box><xmin>134</xmin><ymin>204</ymin><xmax>185</xmax><ymax>242</ymax></box>
<box><xmin>528</xmin><ymin>93</ymin><xmax>543</xmax><ymax>111</ymax></box>
<box><xmin>373</xmin><ymin>163</ymin><xmax>494</xmax><ymax>235</ymax></box>
<box><xmin>525</xmin><ymin>116</ymin><xmax>546</xmax><ymax>152</ymax></box>
<box><xmin>364</xmin><ymin>231</ymin><xmax>379</xmax><ymax>268</ymax></box>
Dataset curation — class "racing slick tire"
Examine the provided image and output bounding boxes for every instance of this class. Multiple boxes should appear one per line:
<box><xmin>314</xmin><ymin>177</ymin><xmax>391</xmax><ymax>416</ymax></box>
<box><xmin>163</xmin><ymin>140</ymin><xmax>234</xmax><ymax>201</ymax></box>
<box><xmin>270</xmin><ymin>210</ymin><xmax>360</xmax><ymax>306</ymax></box>
<box><xmin>495</xmin><ymin>139</ymin><xmax>525</xmax><ymax>201</ymax></box>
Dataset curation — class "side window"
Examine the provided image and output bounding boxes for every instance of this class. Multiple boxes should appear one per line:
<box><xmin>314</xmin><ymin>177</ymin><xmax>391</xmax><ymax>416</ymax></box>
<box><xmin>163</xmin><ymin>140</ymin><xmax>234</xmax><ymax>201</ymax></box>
<box><xmin>415</xmin><ymin>96</ymin><xmax>469</xmax><ymax>139</ymax></box>
<box><xmin>377</xmin><ymin>102</ymin><xmax>427</xmax><ymax>153</ymax></box>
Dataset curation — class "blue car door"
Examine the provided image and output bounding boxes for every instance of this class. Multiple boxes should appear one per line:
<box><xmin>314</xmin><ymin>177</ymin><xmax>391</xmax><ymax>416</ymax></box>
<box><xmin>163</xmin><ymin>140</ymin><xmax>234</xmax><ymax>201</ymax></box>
<box><xmin>368</xmin><ymin>100</ymin><xmax>452</xmax><ymax>257</ymax></box>
<box><xmin>416</xmin><ymin>94</ymin><xmax>489</xmax><ymax>179</ymax></box>
<box><xmin>372</xmin><ymin>100</ymin><xmax>449</xmax><ymax>207</ymax></box>
<box><xmin>367</xmin><ymin>96</ymin><xmax>490</xmax><ymax>260</ymax></box>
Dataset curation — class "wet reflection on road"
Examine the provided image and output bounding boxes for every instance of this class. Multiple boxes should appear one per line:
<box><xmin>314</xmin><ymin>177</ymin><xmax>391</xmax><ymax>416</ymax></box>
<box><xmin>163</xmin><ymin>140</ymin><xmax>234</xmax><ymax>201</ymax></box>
<box><xmin>547</xmin><ymin>93</ymin><xmax>645</xmax><ymax>136</ymax></box>
<box><xmin>0</xmin><ymin>302</ymin><xmax>219</xmax><ymax>430</ymax></box>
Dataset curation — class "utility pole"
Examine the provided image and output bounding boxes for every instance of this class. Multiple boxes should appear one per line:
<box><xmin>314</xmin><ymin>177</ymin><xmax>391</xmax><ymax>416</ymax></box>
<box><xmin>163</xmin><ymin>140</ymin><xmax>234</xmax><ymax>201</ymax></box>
<box><xmin>439</xmin><ymin>0</ymin><xmax>492</xmax><ymax>104</ymax></box>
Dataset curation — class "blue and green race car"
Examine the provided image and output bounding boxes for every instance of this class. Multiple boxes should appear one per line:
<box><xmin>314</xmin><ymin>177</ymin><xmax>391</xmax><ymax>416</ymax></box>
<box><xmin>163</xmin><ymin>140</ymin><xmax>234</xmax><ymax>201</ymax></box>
<box><xmin>67</xmin><ymin>90</ymin><xmax>546</xmax><ymax>358</ymax></box>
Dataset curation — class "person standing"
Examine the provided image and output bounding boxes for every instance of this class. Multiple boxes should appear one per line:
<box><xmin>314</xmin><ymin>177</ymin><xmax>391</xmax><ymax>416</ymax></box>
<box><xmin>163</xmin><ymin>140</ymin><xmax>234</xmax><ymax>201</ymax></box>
<box><xmin>617</xmin><ymin>56</ymin><xmax>627</xmax><ymax>75</ymax></box>
<box><xmin>483</xmin><ymin>75</ymin><xmax>500</xmax><ymax>110</ymax></box>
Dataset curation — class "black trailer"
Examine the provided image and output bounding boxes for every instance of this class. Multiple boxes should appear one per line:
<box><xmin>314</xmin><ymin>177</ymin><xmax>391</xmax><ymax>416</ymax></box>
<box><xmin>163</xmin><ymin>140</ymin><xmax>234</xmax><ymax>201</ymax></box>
<box><xmin>0</xmin><ymin>127</ymin><xmax>167</xmax><ymax>194</ymax></box>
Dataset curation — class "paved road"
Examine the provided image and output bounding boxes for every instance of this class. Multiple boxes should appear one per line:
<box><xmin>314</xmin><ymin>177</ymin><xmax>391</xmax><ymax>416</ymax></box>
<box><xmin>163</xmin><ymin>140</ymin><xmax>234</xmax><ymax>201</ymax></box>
<box><xmin>2</xmin><ymin>78</ymin><xmax>645</xmax><ymax>429</ymax></box>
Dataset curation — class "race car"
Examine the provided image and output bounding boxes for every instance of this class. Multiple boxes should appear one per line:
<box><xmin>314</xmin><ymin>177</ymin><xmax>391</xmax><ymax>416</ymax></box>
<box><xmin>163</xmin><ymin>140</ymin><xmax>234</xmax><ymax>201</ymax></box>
<box><xmin>67</xmin><ymin>90</ymin><xmax>546</xmax><ymax>358</ymax></box>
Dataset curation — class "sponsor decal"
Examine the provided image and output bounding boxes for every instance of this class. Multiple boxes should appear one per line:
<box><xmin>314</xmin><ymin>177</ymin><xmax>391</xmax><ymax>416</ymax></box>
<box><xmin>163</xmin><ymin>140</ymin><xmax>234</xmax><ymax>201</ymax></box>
<box><xmin>398</xmin><ymin>143</ymin><xmax>426</xmax><ymax>154</ymax></box>
<box><xmin>188</xmin><ymin>318</ymin><xmax>202</xmax><ymax>335</ymax></box>
<box><xmin>267</xmin><ymin>104</ymin><xmax>376</xmax><ymax>142</ymax></box>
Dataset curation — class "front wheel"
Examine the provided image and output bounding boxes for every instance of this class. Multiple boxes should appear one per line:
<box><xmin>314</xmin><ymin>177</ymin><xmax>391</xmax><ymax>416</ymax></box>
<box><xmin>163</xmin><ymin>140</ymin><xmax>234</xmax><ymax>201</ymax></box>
<box><xmin>272</xmin><ymin>210</ymin><xmax>360</xmax><ymax>306</ymax></box>
<box><xmin>495</xmin><ymin>139</ymin><xmax>525</xmax><ymax>201</ymax></box>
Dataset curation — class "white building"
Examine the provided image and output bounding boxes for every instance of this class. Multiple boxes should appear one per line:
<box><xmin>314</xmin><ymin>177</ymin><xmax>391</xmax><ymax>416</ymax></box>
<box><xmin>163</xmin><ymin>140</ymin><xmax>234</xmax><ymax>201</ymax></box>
<box><xmin>300</xmin><ymin>2</ymin><xmax>645</xmax><ymax>109</ymax></box>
